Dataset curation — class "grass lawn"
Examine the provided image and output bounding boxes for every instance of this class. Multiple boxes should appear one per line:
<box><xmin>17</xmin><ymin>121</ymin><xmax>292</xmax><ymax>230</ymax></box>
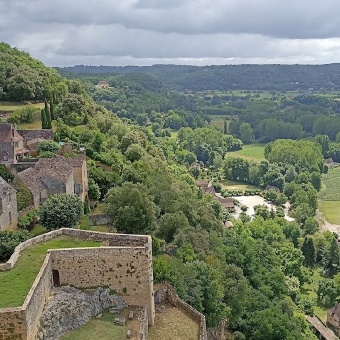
<box><xmin>0</xmin><ymin>235</ymin><xmax>100</xmax><ymax>308</ymax></box>
<box><xmin>61</xmin><ymin>311</ymin><xmax>127</xmax><ymax>340</ymax></box>
<box><xmin>18</xmin><ymin>120</ymin><xmax>42</xmax><ymax>130</ymax></box>
<box><xmin>318</xmin><ymin>167</ymin><xmax>340</xmax><ymax>224</ymax></box>
<box><xmin>300</xmin><ymin>268</ymin><xmax>328</xmax><ymax>323</ymax></box>
<box><xmin>318</xmin><ymin>201</ymin><xmax>340</xmax><ymax>224</ymax></box>
<box><xmin>30</xmin><ymin>224</ymin><xmax>47</xmax><ymax>237</ymax></box>
<box><xmin>319</xmin><ymin>167</ymin><xmax>340</xmax><ymax>201</ymax></box>
<box><xmin>221</xmin><ymin>179</ymin><xmax>260</xmax><ymax>191</ymax></box>
<box><xmin>0</xmin><ymin>101</ymin><xmax>44</xmax><ymax>111</ymax></box>
<box><xmin>228</xmin><ymin>144</ymin><xmax>266</xmax><ymax>163</ymax></box>
<box><xmin>148</xmin><ymin>304</ymin><xmax>200</xmax><ymax>340</ymax></box>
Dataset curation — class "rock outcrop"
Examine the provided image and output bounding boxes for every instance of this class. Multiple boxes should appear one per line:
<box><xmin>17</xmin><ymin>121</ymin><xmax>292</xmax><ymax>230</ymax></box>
<box><xmin>38</xmin><ymin>286</ymin><xmax>126</xmax><ymax>340</ymax></box>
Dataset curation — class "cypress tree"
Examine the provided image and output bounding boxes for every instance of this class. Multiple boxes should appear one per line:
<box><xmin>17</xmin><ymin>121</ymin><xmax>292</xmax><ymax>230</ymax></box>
<box><xmin>49</xmin><ymin>96</ymin><xmax>54</xmax><ymax>121</ymax></box>
<box><xmin>41</xmin><ymin>108</ymin><xmax>47</xmax><ymax>129</ymax></box>
<box><xmin>44</xmin><ymin>98</ymin><xmax>52</xmax><ymax>129</ymax></box>
<box><xmin>224</xmin><ymin>120</ymin><xmax>228</xmax><ymax>134</ymax></box>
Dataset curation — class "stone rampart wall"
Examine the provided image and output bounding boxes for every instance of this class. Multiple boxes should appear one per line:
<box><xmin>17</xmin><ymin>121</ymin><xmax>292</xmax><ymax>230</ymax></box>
<box><xmin>23</xmin><ymin>254</ymin><xmax>52</xmax><ymax>340</ymax></box>
<box><xmin>50</xmin><ymin>246</ymin><xmax>155</xmax><ymax>325</ymax></box>
<box><xmin>0</xmin><ymin>308</ymin><xmax>27</xmax><ymax>340</ymax></box>
<box><xmin>0</xmin><ymin>229</ymin><xmax>155</xmax><ymax>339</ymax></box>
<box><xmin>0</xmin><ymin>228</ymin><xmax>150</xmax><ymax>271</ymax></box>
<box><xmin>154</xmin><ymin>285</ymin><xmax>207</xmax><ymax>340</ymax></box>
<box><xmin>138</xmin><ymin>306</ymin><xmax>148</xmax><ymax>340</ymax></box>
<box><xmin>89</xmin><ymin>214</ymin><xmax>114</xmax><ymax>226</ymax></box>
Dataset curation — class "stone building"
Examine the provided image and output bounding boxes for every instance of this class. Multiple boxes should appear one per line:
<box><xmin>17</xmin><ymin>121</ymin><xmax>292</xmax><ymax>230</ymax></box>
<box><xmin>0</xmin><ymin>123</ymin><xmax>28</xmax><ymax>164</ymax></box>
<box><xmin>0</xmin><ymin>176</ymin><xmax>18</xmax><ymax>230</ymax></box>
<box><xmin>328</xmin><ymin>303</ymin><xmax>340</xmax><ymax>336</ymax></box>
<box><xmin>17</xmin><ymin>155</ymin><xmax>88</xmax><ymax>207</ymax></box>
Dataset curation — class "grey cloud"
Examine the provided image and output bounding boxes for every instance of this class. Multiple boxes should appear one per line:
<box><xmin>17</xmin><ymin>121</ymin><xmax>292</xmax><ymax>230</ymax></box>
<box><xmin>4</xmin><ymin>0</ymin><xmax>340</xmax><ymax>39</ymax></box>
<box><xmin>2</xmin><ymin>0</ymin><xmax>340</xmax><ymax>66</ymax></box>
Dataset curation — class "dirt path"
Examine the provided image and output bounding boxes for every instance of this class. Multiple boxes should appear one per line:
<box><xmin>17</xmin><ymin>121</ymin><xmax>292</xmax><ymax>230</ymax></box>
<box><xmin>316</xmin><ymin>210</ymin><xmax>340</xmax><ymax>235</ymax></box>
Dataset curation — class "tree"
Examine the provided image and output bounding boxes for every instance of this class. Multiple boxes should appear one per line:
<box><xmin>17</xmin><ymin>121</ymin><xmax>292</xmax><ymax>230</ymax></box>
<box><xmin>41</xmin><ymin>108</ymin><xmax>47</xmax><ymax>129</ymax></box>
<box><xmin>38</xmin><ymin>140</ymin><xmax>61</xmax><ymax>153</ymax></box>
<box><xmin>125</xmin><ymin>144</ymin><xmax>145</xmax><ymax>162</ymax></box>
<box><xmin>301</xmin><ymin>236</ymin><xmax>316</xmax><ymax>267</ymax></box>
<box><xmin>44</xmin><ymin>98</ymin><xmax>52</xmax><ymax>129</ymax></box>
<box><xmin>88</xmin><ymin>178</ymin><xmax>100</xmax><ymax>202</ymax></box>
<box><xmin>105</xmin><ymin>182</ymin><xmax>158</xmax><ymax>234</ymax></box>
<box><xmin>158</xmin><ymin>212</ymin><xmax>190</xmax><ymax>243</ymax></box>
<box><xmin>40</xmin><ymin>194</ymin><xmax>83</xmax><ymax>230</ymax></box>
<box><xmin>239</xmin><ymin>123</ymin><xmax>254</xmax><ymax>144</ymax></box>
<box><xmin>49</xmin><ymin>96</ymin><xmax>55</xmax><ymax>120</ymax></box>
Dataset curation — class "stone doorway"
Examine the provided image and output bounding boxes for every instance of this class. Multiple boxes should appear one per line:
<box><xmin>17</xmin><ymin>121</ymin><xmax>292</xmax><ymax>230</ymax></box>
<box><xmin>52</xmin><ymin>269</ymin><xmax>60</xmax><ymax>286</ymax></box>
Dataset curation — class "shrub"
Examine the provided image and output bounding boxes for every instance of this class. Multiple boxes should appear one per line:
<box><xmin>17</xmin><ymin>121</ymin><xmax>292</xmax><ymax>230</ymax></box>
<box><xmin>0</xmin><ymin>230</ymin><xmax>31</xmax><ymax>261</ymax></box>
<box><xmin>40</xmin><ymin>194</ymin><xmax>83</xmax><ymax>230</ymax></box>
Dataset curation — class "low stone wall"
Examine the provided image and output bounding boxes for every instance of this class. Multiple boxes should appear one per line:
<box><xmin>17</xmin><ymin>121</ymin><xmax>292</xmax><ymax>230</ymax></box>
<box><xmin>89</xmin><ymin>214</ymin><xmax>114</xmax><ymax>226</ymax></box>
<box><xmin>23</xmin><ymin>254</ymin><xmax>53</xmax><ymax>340</ymax></box>
<box><xmin>0</xmin><ymin>228</ymin><xmax>150</xmax><ymax>271</ymax></box>
<box><xmin>138</xmin><ymin>306</ymin><xmax>148</xmax><ymax>340</ymax></box>
<box><xmin>0</xmin><ymin>229</ymin><xmax>155</xmax><ymax>339</ymax></box>
<box><xmin>154</xmin><ymin>285</ymin><xmax>207</xmax><ymax>340</ymax></box>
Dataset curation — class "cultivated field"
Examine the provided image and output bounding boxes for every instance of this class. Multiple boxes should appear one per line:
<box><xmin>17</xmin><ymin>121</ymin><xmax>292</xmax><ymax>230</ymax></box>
<box><xmin>0</xmin><ymin>101</ymin><xmax>44</xmax><ymax>112</ymax></box>
<box><xmin>318</xmin><ymin>167</ymin><xmax>340</xmax><ymax>224</ymax></box>
<box><xmin>0</xmin><ymin>236</ymin><xmax>100</xmax><ymax>308</ymax></box>
<box><xmin>210</xmin><ymin>115</ymin><xmax>229</xmax><ymax>131</ymax></box>
<box><xmin>228</xmin><ymin>144</ymin><xmax>266</xmax><ymax>163</ymax></box>
<box><xmin>221</xmin><ymin>179</ymin><xmax>260</xmax><ymax>191</ymax></box>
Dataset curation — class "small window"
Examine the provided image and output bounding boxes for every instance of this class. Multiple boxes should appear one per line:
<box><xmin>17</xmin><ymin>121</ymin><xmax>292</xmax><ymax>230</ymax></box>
<box><xmin>7</xmin><ymin>194</ymin><xmax>11</xmax><ymax>202</ymax></box>
<box><xmin>3</xmin><ymin>155</ymin><xmax>8</xmax><ymax>161</ymax></box>
<box><xmin>9</xmin><ymin>211</ymin><xmax>12</xmax><ymax>223</ymax></box>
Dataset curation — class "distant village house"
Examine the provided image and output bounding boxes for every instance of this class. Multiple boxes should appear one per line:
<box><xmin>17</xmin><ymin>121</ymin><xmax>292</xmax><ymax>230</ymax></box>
<box><xmin>17</xmin><ymin>155</ymin><xmax>88</xmax><ymax>208</ymax></box>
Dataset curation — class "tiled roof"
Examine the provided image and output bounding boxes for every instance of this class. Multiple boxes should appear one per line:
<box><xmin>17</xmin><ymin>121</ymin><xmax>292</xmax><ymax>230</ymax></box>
<box><xmin>17</xmin><ymin>129</ymin><xmax>54</xmax><ymax>142</ymax></box>
<box><xmin>0</xmin><ymin>123</ymin><xmax>23</xmax><ymax>142</ymax></box>
<box><xmin>18</xmin><ymin>158</ymin><xmax>74</xmax><ymax>194</ymax></box>
<box><xmin>17</xmin><ymin>168</ymin><xmax>46</xmax><ymax>194</ymax></box>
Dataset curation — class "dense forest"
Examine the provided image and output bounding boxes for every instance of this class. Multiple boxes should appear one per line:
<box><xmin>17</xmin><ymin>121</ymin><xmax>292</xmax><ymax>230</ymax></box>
<box><xmin>57</xmin><ymin>63</ymin><xmax>340</xmax><ymax>91</ymax></box>
<box><xmin>2</xmin><ymin>42</ymin><xmax>340</xmax><ymax>339</ymax></box>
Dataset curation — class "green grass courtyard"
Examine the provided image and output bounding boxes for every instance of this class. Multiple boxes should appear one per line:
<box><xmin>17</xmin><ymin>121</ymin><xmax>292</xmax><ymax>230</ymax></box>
<box><xmin>0</xmin><ymin>235</ymin><xmax>100</xmax><ymax>308</ymax></box>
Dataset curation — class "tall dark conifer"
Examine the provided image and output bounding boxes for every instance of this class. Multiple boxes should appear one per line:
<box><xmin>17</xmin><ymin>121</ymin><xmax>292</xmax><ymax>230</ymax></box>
<box><xmin>41</xmin><ymin>108</ymin><xmax>47</xmax><ymax>129</ymax></box>
<box><xmin>49</xmin><ymin>96</ymin><xmax>54</xmax><ymax>121</ymax></box>
<box><xmin>44</xmin><ymin>98</ymin><xmax>52</xmax><ymax>129</ymax></box>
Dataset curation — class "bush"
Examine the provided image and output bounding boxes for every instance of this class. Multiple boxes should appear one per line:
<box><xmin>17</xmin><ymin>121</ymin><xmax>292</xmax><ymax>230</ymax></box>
<box><xmin>40</xmin><ymin>194</ymin><xmax>83</xmax><ymax>230</ymax></box>
<box><xmin>18</xmin><ymin>209</ymin><xmax>39</xmax><ymax>231</ymax></box>
<box><xmin>0</xmin><ymin>230</ymin><xmax>31</xmax><ymax>261</ymax></box>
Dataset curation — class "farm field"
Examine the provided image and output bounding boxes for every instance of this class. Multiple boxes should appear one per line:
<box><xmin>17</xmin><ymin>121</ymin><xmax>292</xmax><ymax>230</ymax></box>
<box><xmin>228</xmin><ymin>144</ymin><xmax>266</xmax><ymax>162</ymax></box>
<box><xmin>318</xmin><ymin>201</ymin><xmax>340</xmax><ymax>225</ymax></box>
<box><xmin>221</xmin><ymin>179</ymin><xmax>260</xmax><ymax>191</ymax></box>
<box><xmin>0</xmin><ymin>236</ymin><xmax>100</xmax><ymax>308</ymax></box>
<box><xmin>318</xmin><ymin>167</ymin><xmax>340</xmax><ymax>224</ymax></box>
<box><xmin>210</xmin><ymin>114</ymin><xmax>229</xmax><ymax>130</ymax></box>
<box><xmin>318</xmin><ymin>167</ymin><xmax>340</xmax><ymax>201</ymax></box>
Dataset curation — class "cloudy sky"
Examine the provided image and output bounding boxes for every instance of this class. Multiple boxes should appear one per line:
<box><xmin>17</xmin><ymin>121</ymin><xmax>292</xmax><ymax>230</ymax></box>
<box><xmin>1</xmin><ymin>0</ymin><xmax>340</xmax><ymax>67</ymax></box>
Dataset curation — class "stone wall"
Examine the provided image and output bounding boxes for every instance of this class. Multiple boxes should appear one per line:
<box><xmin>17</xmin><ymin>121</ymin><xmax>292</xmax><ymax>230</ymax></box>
<box><xmin>154</xmin><ymin>285</ymin><xmax>207</xmax><ymax>340</ymax></box>
<box><xmin>50</xmin><ymin>246</ymin><xmax>155</xmax><ymax>325</ymax></box>
<box><xmin>0</xmin><ymin>228</ymin><xmax>150</xmax><ymax>271</ymax></box>
<box><xmin>23</xmin><ymin>254</ymin><xmax>53</xmax><ymax>340</ymax></box>
<box><xmin>89</xmin><ymin>214</ymin><xmax>114</xmax><ymax>226</ymax></box>
<box><xmin>0</xmin><ymin>228</ymin><xmax>155</xmax><ymax>339</ymax></box>
<box><xmin>138</xmin><ymin>306</ymin><xmax>148</xmax><ymax>340</ymax></box>
<box><xmin>0</xmin><ymin>308</ymin><xmax>27</xmax><ymax>340</ymax></box>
